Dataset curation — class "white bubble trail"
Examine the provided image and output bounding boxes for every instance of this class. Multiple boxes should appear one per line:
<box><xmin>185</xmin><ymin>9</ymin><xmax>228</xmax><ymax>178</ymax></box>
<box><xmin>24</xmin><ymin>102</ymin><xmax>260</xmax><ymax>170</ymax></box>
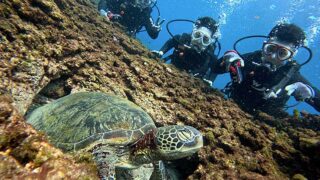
<box><xmin>276</xmin><ymin>0</ymin><xmax>305</xmax><ymax>24</ymax></box>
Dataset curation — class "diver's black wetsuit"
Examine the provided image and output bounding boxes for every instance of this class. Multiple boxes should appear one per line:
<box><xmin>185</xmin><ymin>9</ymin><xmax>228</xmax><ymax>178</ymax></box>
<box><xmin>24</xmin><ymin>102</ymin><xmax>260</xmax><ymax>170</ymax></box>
<box><xmin>160</xmin><ymin>33</ymin><xmax>218</xmax><ymax>78</ymax></box>
<box><xmin>98</xmin><ymin>0</ymin><xmax>159</xmax><ymax>39</ymax></box>
<box><xmin>213</xmin><ymin>50</ymin><xmax>320</xmax><ymax>115</ymax></box>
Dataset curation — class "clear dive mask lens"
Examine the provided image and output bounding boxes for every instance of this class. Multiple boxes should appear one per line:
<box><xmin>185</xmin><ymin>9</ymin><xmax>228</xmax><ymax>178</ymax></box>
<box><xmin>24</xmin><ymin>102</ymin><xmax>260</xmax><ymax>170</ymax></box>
<box><xmin>193</xmin><ymin>31</ymin><xmax>202</xmax><ymax>38</ymax></box>
<box><xmin>203</xmin><ymin>35</ymin><xmax>210</xmax><ymax>45</ymax></box>
<box><xmin>263</xmin><ymin>42</ymin><xmax>295</xmax><ymax>61</ymax></box>
<box><xmin>191</xmin><ymin>29</ymin><xmax>212</xmax><ymax>46</ymax></box>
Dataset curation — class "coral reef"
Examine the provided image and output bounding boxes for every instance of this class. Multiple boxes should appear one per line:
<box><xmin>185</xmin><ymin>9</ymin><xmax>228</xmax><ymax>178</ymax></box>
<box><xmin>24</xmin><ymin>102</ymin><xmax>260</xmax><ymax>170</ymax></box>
<box><xmin>0</xmin><ymin>0</ymin><xmax>319</xmax><ymax>179</ymax></box>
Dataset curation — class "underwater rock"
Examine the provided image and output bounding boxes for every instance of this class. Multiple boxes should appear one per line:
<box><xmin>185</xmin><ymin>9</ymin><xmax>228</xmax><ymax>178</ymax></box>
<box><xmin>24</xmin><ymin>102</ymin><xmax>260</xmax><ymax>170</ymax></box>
<box><xmin>0</xmin><ymin>0</ymin><xmax>320</xmax><ymax>179</ymax></box>
<box><xmin>299</xmin><ymin>137</ymin><xmax>320</xmax><ymax>160</ymax></box>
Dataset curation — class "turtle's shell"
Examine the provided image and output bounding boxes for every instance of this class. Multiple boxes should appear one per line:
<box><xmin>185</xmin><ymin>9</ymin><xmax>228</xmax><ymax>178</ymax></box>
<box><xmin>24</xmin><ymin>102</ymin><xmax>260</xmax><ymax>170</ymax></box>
<box><xmin>27</xmin><ymin>92</ymin><xmax>157</xmax><ymax>152</ymax></box>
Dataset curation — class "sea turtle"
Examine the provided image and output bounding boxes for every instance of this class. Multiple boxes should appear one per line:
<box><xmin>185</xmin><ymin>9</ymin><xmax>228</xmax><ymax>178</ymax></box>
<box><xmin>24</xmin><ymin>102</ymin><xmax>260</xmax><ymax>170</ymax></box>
<box><xmin>26</xmin><ymin>92</ymin><xmax>203</xmax><ymax>179</ymax></box>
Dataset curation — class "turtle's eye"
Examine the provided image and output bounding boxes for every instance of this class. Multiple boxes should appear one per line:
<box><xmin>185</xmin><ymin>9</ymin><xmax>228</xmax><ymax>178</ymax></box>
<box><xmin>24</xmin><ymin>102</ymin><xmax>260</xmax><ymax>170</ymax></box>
<box><xmin>176</xmin><ymin>126</ymin><xmax>204</xmax><ymax>149</ymax></box>
<box><xmin>177</xmin><ymin>129</ymin><xmax>194</xmax><ymax>142</ymax></box>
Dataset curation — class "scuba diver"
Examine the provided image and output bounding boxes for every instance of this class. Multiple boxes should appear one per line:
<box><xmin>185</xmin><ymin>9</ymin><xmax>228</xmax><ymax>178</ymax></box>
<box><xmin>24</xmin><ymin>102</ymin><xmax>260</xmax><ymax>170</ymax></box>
<box><xmin>211</xmin><ymin>23</ymin><xmax>320</xmax><ymax>116</ymax></box>
<box><xmin>98</xmin><ymin>0</ymin><xmax>164</xmax><ymax>39</ymax></box>
<box><xmin>152</xmin><ymin>17</ymin><xmax>220</xmax><ymax>82</ymax></box>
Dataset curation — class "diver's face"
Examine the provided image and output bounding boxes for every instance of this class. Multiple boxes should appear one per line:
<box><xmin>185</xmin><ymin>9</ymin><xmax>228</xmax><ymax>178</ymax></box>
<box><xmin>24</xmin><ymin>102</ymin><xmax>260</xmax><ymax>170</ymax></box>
<box><xmin>190</xmin><ymin>27</ymin><xmax>213</xmax><ymax>53</ymax></box>
<box><xmin>262</xmin><ymin>39</ymin><xmax>297</xmax><ymax>66</ymax></box>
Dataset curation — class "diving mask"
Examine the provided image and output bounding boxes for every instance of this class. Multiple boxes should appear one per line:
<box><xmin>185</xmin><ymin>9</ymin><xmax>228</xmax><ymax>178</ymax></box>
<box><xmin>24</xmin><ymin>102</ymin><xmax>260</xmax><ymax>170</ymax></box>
<box><xmin>262</xmin><ymin>42</ymin><xmax>297</xmax><ymax>61</ymax></box>
<box><xmin>191</xmin><ymin>27</ymin><xmax>214</xmax><ymax>52</ymax></box>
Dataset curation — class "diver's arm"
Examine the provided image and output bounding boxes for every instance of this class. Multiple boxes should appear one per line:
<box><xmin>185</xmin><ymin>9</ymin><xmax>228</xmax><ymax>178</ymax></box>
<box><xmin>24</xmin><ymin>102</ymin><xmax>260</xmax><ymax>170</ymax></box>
<box><xmin>291</xmin><ymin>73</ymin><xmax>320</xmax><ymax>112</ymax></box>
<box><xmin>205</xmin><ymin>55</ymin><xmax>219</xmax><ymax>82</ymax></box>
<box><xmin>142</xmin><ymin>7</ymin><xmax>161</xmax><ymax>39</ymax></box>
<box><xmin>210</xmin><ymin>56</ymin><xmax>228</xmax><ymax>74</ymax></box>
<box><xmin>307</xmin><ymin>90</ymin><xmax>320</xmax><ymax>112</ymax></box>
<box><xmin>192</xmin><ymin>55</ymin><xmax>212</xmax><ymax>78</ymax></box>
<box><xmin>145</xmin><ymin>17</ymin><xmax>161</xmax><ymax>39</ymax></box>
<box><xmin>98</xmin><ymin>0</ymin><xmax>108</xmax><ymax>16</ymax></box>
<box><xmin>159</xmin><ymin>35</ymin><xmax>181</xmax><ymax>54</ymax></box>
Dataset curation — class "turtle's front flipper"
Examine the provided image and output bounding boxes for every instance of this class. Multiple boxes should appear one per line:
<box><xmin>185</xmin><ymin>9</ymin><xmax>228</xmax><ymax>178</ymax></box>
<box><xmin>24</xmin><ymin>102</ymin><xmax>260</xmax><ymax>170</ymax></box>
<box><xmin>92</xmin><ymin>146</ymin><xmax>118</xmax><ymax>180</ymax></box>
<box><xmin>150</xmin><ymin>161</ymin><xmax>167</xmax><ymax>180</ymax></box>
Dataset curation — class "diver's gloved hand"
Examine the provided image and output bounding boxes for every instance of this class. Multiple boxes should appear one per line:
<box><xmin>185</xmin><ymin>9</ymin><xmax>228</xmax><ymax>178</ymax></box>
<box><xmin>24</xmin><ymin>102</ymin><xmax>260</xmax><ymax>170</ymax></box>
<box><xmin>285</xmin><ymin>82</ymin><xmax>315</xmax><ymax>101</ymax></box>
<box><xmin>99</xmin><ymin>9</ymin><xmax>108</xmax><ymax>17</ymax></box>
<box><xmin>151</xmin><ymin>17</ymin><xmax>165</xmax><ymax>32</ymax></box>
<box><xmin>222</xmin><ymin>50</ymin><xmax>244</xmax><ymax>72</ymax></box>
<box><xmin>151</xmin><ymin>50</ymin><xmax>163</xmax><ymax>58</ymax></box>
<box><xmin>107</xmin><ymin>11</ymin><xmax>122</xmax><ymax>20</ymax></box>
<box><xmin>100</xmin><ymin>9</ymin><xmax>122</xmax><ymax>21</ymax></box>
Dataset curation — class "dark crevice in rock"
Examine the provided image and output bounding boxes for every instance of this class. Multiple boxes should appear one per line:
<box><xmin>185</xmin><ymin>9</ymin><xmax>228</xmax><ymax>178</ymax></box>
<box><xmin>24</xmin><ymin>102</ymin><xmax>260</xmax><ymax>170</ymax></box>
<box><xmin>250</xmin><ymin>167</ymin><xmax>268</xmax><ymax>176</ymax></box>
<box><xmin>235</xmin><ymin>131</ymin><xmax>264</xmax><ymax>151</ymax></box>
<box><xmin>0</xmin><ymin>19</ymin><xmax>17</xmax><ymax>42</ymax></box>
<box><xmin>30</xmin><ymin>1</ymin><xmax>54</xmax><ymax>14</ymax></box>
<box><xmin>168</xmin><ymin>154</ymin><xmax>200</xmax><ymax>179</ymax></box>
<box><xmin>0</xmin><ymin>30</ymin><xmax>15</xmax><ymax>42</ymax></box>
<box><xmin>25</xmin><ymin>75</ymin><xmax>72</xmax><ymax>116</ymax></box>
<box><xmin>124</xmin><ymin>90</ymin><xmax>135</xmax><ymax>103</ymax></box>
<box><xmin>39</xmin><ymin>75</ymin><xmax>72</xmax><ymax>99</ymax></box>
<box><xmin>217</xmin><ymin>141</ymin><xmax>235</xmax><ymax>154</ymax></box>
<box><xmin>257</xmin><ymin>113</ymin><xmax>320</xmax><ymax>132</ymax></box>
<box><xmin>0</xmin><ymin>132</ymin><xmax>29</xmax><ymax>152</ymax></box>
<box><xmin>77</xmin><ymin>0</ymin><xmax>94</xmax><ymax>6</ymax></box>
<box><xmin>13</xmin><ymin>3</ymin><xmax>52</xmax><ymax>26</ymax></box>
<box><xmin>121</xmin><ymin>55</ymin><xmax>132</xmax><ymax>66</ymax></box>
<box><xmin>54</xmin><ymin>0</ymin><xmax>67</xmax><ymax>10</ymax></box>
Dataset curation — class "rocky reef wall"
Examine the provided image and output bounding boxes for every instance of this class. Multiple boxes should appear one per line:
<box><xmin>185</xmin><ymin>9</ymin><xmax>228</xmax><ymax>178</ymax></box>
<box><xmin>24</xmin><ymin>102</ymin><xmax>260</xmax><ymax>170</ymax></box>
<box><xmin>0</xmin><ymin>0</ymin><xmax>319</xmax><ymax>179</ymax></box>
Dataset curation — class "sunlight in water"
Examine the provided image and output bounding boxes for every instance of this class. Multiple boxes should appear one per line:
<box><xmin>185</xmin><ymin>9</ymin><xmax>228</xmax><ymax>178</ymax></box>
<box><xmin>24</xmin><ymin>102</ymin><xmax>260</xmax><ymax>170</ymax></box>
<box><xmin>201</xmin><ymin>0</ymin><xmax>319</xmax><ymax>45</ymax></box>
<box><xmin>277</xmin><ymin>0</ymin><xmax>305</xmax><ymax>23</ymax></box>
<box><xmin>276</xmin><ymin>0</ymin><xmax>320</xmax><ymax>45</ymax></box>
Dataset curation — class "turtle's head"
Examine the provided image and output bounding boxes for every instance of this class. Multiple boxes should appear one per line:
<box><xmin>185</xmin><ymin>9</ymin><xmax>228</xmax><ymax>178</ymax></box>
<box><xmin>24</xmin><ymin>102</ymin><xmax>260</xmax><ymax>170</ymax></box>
<box><xmin>154</xmin><ymin>125</ymin><xmax>203</xmax><ymax>160</ymax></box>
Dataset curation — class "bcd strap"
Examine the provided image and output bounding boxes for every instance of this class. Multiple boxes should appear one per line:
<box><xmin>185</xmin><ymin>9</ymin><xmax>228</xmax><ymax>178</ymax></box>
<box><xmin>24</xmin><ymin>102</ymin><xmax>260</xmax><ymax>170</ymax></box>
<box><xmin>263</xmin><ymin>63</ymin><xmax>300</xmax><ymax>100</ymax></box>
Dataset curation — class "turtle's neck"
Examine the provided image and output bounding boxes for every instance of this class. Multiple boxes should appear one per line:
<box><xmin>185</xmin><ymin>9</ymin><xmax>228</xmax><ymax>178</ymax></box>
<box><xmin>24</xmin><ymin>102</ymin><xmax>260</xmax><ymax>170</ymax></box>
<box><xmin>129</xmin><ymin>129</ymin><xmax>159</xmax><ymax>165</ymax></box>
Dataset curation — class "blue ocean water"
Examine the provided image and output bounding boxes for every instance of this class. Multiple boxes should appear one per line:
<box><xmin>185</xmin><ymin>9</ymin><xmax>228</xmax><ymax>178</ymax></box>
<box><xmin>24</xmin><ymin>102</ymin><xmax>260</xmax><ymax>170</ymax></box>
<box><xmin>137</xmin><ymin>0</ymin><xmax>320</xmax><ymax>115</ymax></box>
